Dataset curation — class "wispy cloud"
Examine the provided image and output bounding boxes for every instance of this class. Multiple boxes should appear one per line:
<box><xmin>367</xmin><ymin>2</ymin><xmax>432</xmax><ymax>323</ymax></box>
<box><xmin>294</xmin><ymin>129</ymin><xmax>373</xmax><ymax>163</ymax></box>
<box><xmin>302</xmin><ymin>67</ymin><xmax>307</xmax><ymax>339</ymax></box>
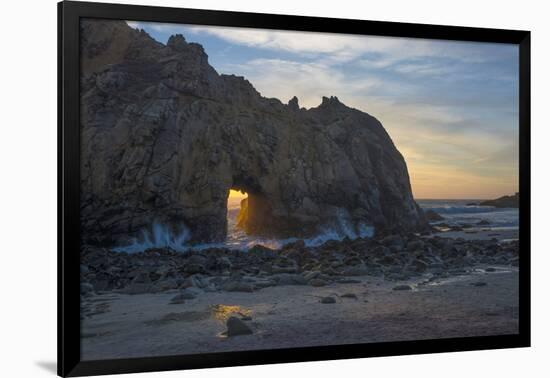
<box><xmin>129</xmin><ymin>21</ymin><xmax>510</xmax><ymax>67</ymax></box>
<box><xmin>225</xmin><ymin>58</ymin><xmax>383</xmax><ymax>108</ymax></box>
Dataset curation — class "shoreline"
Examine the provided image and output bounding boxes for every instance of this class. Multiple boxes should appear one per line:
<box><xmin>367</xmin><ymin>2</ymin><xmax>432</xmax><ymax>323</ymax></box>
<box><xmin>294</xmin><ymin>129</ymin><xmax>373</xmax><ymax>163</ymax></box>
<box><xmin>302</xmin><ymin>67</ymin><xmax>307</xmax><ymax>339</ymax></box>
<box><xmin>80</xmin><ymin>230</ymin><xmax>520</xmax><ymax>360</ymax></box>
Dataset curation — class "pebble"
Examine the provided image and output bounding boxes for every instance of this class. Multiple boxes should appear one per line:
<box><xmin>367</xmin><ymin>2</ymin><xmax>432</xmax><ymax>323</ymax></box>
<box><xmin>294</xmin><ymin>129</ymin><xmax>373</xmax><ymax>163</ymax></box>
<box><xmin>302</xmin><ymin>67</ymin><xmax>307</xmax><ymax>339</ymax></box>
<box><xmin>392</xmin><ymin>284</ymin><xmax>413</xmax><ymax>291</ymax></box>
<box><xmin>309</xmin><ymin>278</ymin><xmax>327</xmax><ymax>287</ymax></box>
<box><xmin>169</xmin><ymin>289</ymin><xmax>196</xmax><ymax>304</ymax></box>
<box><xmin>320</xmin><ymin>296</ymin><xmax>336</xmax><ymax>304</ymax></box>
<box><xmin>222</xmin><ymin>280</ymin><xmax>255</xmax><ymax>292</ymax></box>
<box><xmin>470</xmin><ymin>281</ymin><xmax>487</xmax><ymax>287</ymax></box>
<box><xmin>340</xmin><ymin>293</ymin><xmax>358</xmax><ymax>299</ymax></box>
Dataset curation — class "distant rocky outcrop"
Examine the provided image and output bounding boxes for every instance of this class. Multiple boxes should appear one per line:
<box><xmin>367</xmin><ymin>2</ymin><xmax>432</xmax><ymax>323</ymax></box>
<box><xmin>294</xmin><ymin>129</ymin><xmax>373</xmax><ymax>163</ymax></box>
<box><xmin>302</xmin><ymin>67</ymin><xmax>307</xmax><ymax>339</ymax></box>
<box><xmin>79</xmin><ymin>19</ymin><xmax>427</xmax><ymax>245</ymax></box>
<box><xmin>479</xmin><ymin>193</ymin><xmax>519</xmax><ymax>208</ymax></box>
<box><xmin>424</xmin><ymin>209</ymin><xmax>445</xmax><ymax>222</ymax></box>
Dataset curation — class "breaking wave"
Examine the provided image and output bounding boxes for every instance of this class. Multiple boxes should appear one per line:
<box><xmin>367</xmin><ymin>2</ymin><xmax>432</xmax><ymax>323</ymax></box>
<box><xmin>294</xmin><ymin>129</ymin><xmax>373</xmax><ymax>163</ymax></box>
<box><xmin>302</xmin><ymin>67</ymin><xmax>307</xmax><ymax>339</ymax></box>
<box><xmin>112</xmin><ymin>211</ymin><xmax>374</xmax><ymax>253</ymax></box>
<box><xmin>112</xmin><ymin>223</ymin><xmax>191</xmax><ymax>253</ymax></box>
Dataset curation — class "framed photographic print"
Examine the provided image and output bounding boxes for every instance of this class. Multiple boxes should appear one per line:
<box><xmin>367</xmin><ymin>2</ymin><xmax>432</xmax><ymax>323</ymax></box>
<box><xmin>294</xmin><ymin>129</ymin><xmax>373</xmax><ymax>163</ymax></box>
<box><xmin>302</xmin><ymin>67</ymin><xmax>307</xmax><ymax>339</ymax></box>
<box><xmin>58</xmin><ymin>1</ymin><xmax>531</xmax><ymax>376</ymax></box>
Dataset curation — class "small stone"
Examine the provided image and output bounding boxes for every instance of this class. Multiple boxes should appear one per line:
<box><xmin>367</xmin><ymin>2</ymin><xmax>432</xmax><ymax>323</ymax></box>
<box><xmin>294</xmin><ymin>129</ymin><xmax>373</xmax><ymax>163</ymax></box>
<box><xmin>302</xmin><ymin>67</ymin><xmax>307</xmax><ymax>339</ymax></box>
<box><xmin>184</xmin><ymin>263</ymin><xmax>205</xmax><ymax>274</ymax></box>
<box><xmin>392</xmin><ymin>284</ymin><xmax>413</xmax><ymax>291</ymax></box>
<box><xmin>485</xmin><ymin>267</ymin><xmax>496</xmax><ymax>272</ymax></box>
<box><xmin>320</xmin><ymin>296</ymin><xmax>336</xmax><ymax>304</ymax></box>
<box><xmin>80</xmin><ymin>282</ymin><xmax>94</xmax><ymax>295</ymax></box>
<box><xmin>169</xmin><ymin>289</ymin><xmax>196</xmax><ymax>304</ymax></box>
<box><xmin>342</xmin><ymin>265</ymin><xmax>369</xmax><ymax>276</ymax></box>
<box><xmin>222</xmin><ymin>280</ymin><xmax>255</xmax><ymax>292</ymax></box>
<box><xmin>337</xmin><ymin>278</ymin><xmax>362</xmax><ymax>284</ymax></box>
<box><xmin>274</xmin><ymin>273</ymin><xmax>307</xmax><ymax>286</ymax></box>
<box><xmin>340</xmin><ymin>293</ymin><xmax>358</xmax><ymax>299</ymax></box>
<box><xmin>407</xmin><ymin>240</ymin><xmax>425</xmax><ymax>251</ymax></box>
<box><xmin>80</xmin><ymin>264</ymin><xmax>90</xmax><ymax>274</ymax></box>
<box><xmin>303</xmin><ymin>270</ymin><xmax>321</xmax><ymax>281</ymax></box>
<box><xmin>471</xmin><ymin>281</ymin><xmax>487</xmax><ymax>287</ymax></box>
<box><xmin>309</xmin><ymin>278</ymin><xmax>327</xmax><ymax>287</ymax></box>
<box><xmin>225</xmin><ymin>316</ymin><xmax>253</xmax><ymax>336</ymax></box>
<box><xmin>181</xmin><ymin>275</ymin><xmax>206</xmax><ymax>289</ymax></box>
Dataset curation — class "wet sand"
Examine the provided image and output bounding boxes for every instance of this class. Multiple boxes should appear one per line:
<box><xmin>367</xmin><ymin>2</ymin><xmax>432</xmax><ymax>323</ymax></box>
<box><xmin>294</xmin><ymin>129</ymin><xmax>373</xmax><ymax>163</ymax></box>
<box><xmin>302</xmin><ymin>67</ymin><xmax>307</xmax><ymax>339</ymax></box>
<box><xmin>81</xmin><ymin>266</ymin><xmax>519</xmax><ymax>360</ymax></box>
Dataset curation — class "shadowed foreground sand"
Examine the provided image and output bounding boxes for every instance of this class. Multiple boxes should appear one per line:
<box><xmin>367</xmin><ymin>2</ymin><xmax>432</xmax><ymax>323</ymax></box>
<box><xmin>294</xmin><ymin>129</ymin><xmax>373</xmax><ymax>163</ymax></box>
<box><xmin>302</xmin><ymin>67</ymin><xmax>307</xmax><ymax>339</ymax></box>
<box><xmin>81</xmin><ymin>267</ymin><xmax>518</xmax><ymax>360</ymax></box>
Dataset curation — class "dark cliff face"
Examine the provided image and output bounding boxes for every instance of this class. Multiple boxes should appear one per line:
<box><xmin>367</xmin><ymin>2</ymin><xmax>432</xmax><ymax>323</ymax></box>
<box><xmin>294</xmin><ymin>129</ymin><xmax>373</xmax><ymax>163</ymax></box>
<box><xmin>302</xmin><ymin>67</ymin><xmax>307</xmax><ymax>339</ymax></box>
<box><xmin>79</xmin><ymin>19</ymin><xmax>427</xmax><ymax>245</ymax></box>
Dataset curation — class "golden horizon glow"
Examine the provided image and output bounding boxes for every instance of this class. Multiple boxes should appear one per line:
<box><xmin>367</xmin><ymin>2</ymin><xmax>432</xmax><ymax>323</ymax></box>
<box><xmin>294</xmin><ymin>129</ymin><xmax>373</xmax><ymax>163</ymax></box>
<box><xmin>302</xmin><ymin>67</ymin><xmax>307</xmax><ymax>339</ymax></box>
<box><xmin>228</xmin><ymin>189</ymin><xmax>248</xmax><ymax>199</ymax></box>
<box><xmin>408</xmin><ymin>163</ymin><xmax>518</xmax><ymax>200</ymax></box>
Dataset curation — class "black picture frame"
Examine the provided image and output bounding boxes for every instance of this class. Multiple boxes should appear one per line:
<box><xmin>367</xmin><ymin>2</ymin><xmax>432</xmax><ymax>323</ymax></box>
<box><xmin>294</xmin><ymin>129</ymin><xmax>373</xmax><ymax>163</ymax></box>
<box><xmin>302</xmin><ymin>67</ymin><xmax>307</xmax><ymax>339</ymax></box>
<box><xmin>58</xmin><ymin>1</ymin><xmax>531</xmax><ymax>376</ymax></box>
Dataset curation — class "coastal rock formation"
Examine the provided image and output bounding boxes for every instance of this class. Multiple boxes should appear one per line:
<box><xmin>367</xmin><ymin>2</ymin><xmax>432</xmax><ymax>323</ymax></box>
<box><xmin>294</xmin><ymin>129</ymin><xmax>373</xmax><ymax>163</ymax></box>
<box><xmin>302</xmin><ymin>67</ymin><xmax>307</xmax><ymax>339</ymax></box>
<box><xmin>479</xmin><ymin>193</ymin><xmax>519</xmax><ymax>208</ymax></box>
<box><xmin>80</xmin><ymin>19</ymin><xmax>427</xmax><ymax>245</ymax></box>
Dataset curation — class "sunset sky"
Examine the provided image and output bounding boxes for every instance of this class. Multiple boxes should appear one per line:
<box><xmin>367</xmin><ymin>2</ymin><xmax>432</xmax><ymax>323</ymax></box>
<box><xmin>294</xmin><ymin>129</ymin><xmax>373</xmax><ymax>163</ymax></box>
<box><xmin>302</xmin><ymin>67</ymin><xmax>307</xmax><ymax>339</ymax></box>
<box><xmin>128</xmin><ymin>21</ymin><xmax>519</xmax><ymax>200</ymax></box>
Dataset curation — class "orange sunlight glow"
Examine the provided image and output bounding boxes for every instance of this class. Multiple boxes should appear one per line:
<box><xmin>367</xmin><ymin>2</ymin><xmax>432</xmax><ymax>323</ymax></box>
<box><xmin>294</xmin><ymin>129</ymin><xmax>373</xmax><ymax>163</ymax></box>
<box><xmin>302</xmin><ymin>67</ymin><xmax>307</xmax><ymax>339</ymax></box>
<box><xmin>228</xmin><ymin>189</ymin><xmax>248</xmax><ymax>199</ymax></box>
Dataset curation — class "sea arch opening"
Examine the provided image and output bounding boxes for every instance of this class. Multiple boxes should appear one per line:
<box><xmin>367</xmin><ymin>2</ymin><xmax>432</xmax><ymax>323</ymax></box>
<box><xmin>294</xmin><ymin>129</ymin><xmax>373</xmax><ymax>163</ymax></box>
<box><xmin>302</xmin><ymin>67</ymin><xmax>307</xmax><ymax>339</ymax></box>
<box><xmin>227</xmin><ymin>189</ymin><xmax>249</xmax><ymax>229</ymax></box>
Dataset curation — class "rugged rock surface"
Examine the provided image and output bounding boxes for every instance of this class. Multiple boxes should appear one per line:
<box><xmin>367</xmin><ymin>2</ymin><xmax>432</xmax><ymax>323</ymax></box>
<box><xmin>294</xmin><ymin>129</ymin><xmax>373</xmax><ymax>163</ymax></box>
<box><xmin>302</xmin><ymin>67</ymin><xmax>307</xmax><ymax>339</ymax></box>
<box><xmin>80</xmin><ymin>19</ymin><xmax>427</xmax><ymax>245</ymax></box>
<box><xmin>424</xmin><ymin>209</ymin><xmax>445</xmax><ymax>222</ymax></box>
<box><xmin>479</xmin><ymin>193</ymin><xmax>519</xmax><ymax>208</ymax></box>
<box><xmin>79</xmin><ymin>234</ymin><xmax>520</xmax><ymax>296</ymax></box>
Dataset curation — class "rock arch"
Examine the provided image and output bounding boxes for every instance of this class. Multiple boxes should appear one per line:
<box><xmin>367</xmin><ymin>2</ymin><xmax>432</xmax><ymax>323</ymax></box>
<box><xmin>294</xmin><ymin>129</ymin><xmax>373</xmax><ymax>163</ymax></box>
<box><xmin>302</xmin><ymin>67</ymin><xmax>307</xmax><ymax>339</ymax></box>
<box><xmin>79</xmin><ymin>19</ymin><xmax>427</xmax><ymax>246</ymax></box>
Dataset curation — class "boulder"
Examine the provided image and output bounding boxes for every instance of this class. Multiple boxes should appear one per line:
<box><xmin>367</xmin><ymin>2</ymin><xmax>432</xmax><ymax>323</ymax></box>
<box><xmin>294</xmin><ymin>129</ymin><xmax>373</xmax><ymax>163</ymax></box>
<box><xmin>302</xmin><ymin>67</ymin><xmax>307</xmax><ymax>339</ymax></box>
<box><xmin>225</xmin><ymin>316</ymin><xmax>253</xmax><ymax>336</ymax></box>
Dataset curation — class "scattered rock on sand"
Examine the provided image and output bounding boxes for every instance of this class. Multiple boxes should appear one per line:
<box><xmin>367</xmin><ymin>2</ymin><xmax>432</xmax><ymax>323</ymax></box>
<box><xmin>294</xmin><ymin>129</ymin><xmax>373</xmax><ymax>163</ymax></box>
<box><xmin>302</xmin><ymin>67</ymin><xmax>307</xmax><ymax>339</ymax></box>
<box><xmin>485</xmin><ymin>267</ymin><xmax>497</xmax><ymax>272</ymax></box>
<box><xmin>225</xmin><ymin>316</ymin><xmax>253</xmax><ymax>336</ymax></box>
<box><xmin>320</xmin><ymin>296</ymin><xmax>336</xmax><ymax>304</ymax></box>
<box><xmin>392</xmin><ymin>284</ymin><xmax>413</xmax><ymax>291</ymax></box>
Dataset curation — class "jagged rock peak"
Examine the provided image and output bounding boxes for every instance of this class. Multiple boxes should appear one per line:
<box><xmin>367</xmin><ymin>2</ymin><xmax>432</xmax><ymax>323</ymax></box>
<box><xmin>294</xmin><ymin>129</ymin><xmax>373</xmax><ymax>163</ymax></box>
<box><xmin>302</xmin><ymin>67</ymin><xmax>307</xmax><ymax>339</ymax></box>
<box><xmin>320</xmin><ymin>96</ymin><xmax>343</xmax><ymax>107</ymax></box>
<box><xmin>288</xmin><ymin>96</ymin><xmax>300</xmax><ymax>111</ymax></box>
<box><xmin>167</xmin><ymin>34</ymin><xmax>187</xmax><ymax>49</ymax></box>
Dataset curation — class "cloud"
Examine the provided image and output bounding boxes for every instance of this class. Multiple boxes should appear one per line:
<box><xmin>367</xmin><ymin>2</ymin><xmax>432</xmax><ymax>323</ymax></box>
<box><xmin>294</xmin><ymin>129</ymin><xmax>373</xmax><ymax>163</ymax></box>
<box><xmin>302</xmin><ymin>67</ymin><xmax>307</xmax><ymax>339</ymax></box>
<box><xmin>224</xmin><ymin>58</ymin><xmax>383</xmax><ymax>108</ymax></box>
<box><xmin>128</xmin><ymin>21</ymin><xmax>506</xmax><ymax>67</ymax></box>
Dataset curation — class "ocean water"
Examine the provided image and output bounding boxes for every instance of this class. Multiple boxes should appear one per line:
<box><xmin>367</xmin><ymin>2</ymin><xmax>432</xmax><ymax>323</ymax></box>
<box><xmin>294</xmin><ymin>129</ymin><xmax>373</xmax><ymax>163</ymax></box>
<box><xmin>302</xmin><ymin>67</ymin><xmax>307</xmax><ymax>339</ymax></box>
<box><xmin>417</xmin><ymin>199</ymin><xmax>519</xmax><ymax>230</ymax></box>
<box><xmin>112</xmin><ymin>198</ymin><xmax>518</xmax><ymax>253</ymax></box>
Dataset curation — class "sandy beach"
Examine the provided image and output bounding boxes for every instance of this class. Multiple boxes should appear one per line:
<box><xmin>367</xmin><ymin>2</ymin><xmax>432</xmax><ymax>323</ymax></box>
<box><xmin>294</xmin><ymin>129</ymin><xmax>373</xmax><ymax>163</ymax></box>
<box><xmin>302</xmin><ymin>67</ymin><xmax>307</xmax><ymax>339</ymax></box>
<box><xmin>80</xmin><ymin>230</ymin><xmax>520</xmax><ymax>360</ymax></box>
<box><xmin>81</xmin><ymin>267</ymin><xmax>518</xmax><ymax>360</ymax></box>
